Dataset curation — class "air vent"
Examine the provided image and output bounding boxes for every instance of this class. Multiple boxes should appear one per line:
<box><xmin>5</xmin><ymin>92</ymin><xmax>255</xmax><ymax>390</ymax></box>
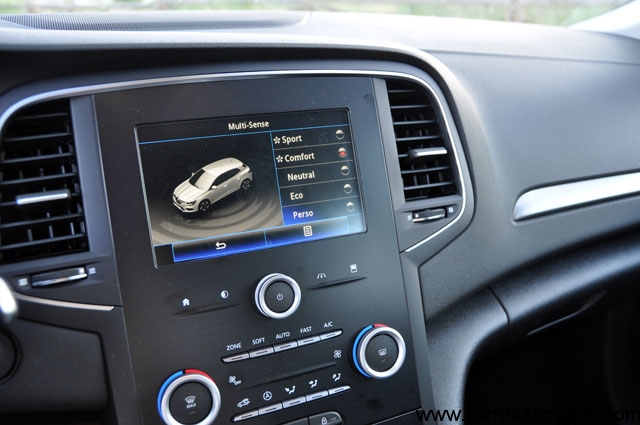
<box><xmin>387</xmin><ymin>79</ymin><xmax>459</xmax><ymax>202</ymax></box>
<box><xmin>0</xmin><ymin>99</ymin><xmax>88</xmax><ymax>264</ymax></box>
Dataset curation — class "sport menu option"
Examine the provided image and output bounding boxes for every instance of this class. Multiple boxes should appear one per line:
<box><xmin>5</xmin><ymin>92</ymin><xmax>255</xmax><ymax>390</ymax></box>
<box><xmin>272</xmin><ymin>124</ymin><xmax>363</xmax><ymax>227</ymax></box>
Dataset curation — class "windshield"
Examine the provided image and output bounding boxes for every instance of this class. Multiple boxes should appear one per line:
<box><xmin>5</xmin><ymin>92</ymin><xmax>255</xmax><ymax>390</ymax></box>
<box><xmin>188</xmin><ymin>168</ymin><xmax>215</xmax><ymax>190</ymax></box>
<box><xmin>0</xmin><ymin>0</ymin><xmax>628</xmax><ymax>26</ymax></box>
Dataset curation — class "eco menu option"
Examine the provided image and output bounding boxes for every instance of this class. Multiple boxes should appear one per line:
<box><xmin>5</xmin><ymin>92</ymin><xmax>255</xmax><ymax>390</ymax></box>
<box><xmin>279</xmin><ymin>179</ymin><xmax>361</xmax><ymax>207</ymax></box>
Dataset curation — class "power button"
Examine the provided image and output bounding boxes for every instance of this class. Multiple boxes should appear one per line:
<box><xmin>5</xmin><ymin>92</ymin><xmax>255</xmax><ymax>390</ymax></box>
<box><xmin>255</xmin><ymin>273</ymin><xmax>301</xmax><ymax>319</ymax></box>
<box><xmin>264</xmin><ymin>280</ymin><xmax>295</xmax><ymax>313</ymax></box>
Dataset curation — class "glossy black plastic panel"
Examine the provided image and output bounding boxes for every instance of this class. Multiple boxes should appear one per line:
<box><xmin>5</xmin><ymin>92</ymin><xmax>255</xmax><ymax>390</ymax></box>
<box><xmin>96</xmin><ymin>75</ymin><xmax>423</xmax><ymax>425</ymax></box>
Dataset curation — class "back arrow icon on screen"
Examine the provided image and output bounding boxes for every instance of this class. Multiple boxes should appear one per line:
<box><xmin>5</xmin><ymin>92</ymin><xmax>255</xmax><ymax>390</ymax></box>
<box><xmin>216</xmin><ymin>241</ymin><xmax>227</xmax><ymax>250</ymax></box>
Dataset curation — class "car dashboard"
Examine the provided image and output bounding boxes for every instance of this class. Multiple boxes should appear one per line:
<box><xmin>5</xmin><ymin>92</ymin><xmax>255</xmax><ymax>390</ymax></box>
<box><xmin>1</xmin><ymin>9</ymin><xmax>640</xmax><ymax>425</ymax></box>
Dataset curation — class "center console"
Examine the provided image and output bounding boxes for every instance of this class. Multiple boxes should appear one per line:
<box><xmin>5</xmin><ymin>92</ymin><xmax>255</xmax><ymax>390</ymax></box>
<box><xmin>96</xmin><ymin>74</ymin><xmax>424</xmax><ymax>425</ymax></box>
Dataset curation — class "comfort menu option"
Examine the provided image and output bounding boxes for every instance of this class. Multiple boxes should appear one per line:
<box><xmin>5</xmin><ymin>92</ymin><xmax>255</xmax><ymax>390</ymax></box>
<box><xmin>136</xmin><ymin>109</ymin><xmax>366</xmax><ymax>266</ymax></box>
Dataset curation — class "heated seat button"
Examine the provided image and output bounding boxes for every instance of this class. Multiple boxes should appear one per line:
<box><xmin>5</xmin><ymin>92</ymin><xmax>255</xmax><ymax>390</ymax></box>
<box><xmin>309</xmin><ymin>411</ymin><xmax>343</xmax><ymax>425</ymax></box>
<box><xmin>264</xmin><ymin>281</ymin><xmax>294</xmax><ymax>313</ymax></box>
<box><xmin>364</xmin><ymin>334</ymin><xmax>398</xmax><ymax>373</ymax></box>
<box><xmin>169</xmin><ymin>382</ymin><xmax>213</xmax><ymax>424</ymax></box>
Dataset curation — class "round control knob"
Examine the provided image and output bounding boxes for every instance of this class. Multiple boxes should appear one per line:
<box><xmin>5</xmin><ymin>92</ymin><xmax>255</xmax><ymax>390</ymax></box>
<box><xmin>158</xmin><ymin>369</ymin><xmax>221</xmax><ymax>425</ymax></box>
<box><xmin>352</xmin><ymin>324</ymin><xmax>406</xmax><ymax>379</ymax></box>
<box><xmin>255</xmin><ymin>273</ymin><xmax>301</xmax><ymax>319</ymax></box>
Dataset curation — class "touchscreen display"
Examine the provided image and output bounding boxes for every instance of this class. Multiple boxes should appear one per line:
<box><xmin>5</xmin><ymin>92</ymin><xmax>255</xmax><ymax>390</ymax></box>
<box><xmin>136</xmin><ymin>109</ymin><xmax>366</xmax><ymax>266</ymax></box>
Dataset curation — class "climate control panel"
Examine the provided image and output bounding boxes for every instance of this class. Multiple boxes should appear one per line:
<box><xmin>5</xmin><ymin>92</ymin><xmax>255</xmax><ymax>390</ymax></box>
<box><xmin>154</xmin><ymin>269</ymin><xmax>419</xmax><ymax>425</ymax></box>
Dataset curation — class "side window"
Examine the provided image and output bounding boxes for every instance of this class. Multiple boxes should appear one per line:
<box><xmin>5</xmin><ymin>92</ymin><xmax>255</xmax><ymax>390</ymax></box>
<box><xmin>213</xmin><ymin>169</ymin><xmax>239</xmax><ymax>187</ymax></box>
<box><xmin>212</xmin><ymin>174</ymin><xmax>226</xmax><ymax>187</ymax></box>
<box><xmin>228</xmin><ymin>168</ymin><xmax>240</xmax><ymax>179</ymax></box>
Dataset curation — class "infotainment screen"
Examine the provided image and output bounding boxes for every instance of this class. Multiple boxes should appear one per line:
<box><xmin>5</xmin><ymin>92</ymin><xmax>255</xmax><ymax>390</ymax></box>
<box><xmin>136</xmin><ymin>109</ymin><xmax>366</xmax><ymax>266</ymax></box>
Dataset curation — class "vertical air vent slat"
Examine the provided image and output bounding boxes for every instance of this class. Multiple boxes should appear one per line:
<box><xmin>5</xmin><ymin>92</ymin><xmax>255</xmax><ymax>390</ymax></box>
<box><xmin>0</xmin><ymin>99</ymin><xmax>89</xmax><ymax>264</ymax></box>
<box><xmin>386</xmin><ymin>79</ymin><xmax>459</xmax><ymax>202</ymax></box>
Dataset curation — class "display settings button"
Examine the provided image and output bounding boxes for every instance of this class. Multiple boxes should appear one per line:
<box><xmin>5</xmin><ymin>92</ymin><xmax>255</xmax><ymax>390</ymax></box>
<box><xmin>264</xmin><ymin>281</ymin><xmax>295</xmax><ymax>313</ymax></box>
<box><xmin>169</xmin><ymin>382</ymin><xmax>213</xmax><ymax>424</ymax></box>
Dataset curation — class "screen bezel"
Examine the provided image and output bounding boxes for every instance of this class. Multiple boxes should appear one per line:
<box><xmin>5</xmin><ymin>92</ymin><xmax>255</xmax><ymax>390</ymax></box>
<box><xmin>95</xmin><ymin>74</ymin><xmax>393</xmax><ymax>275</ymax></box>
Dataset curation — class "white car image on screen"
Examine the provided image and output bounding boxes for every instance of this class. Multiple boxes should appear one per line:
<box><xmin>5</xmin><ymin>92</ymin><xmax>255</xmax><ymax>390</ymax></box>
<box><xmin>172</xmin><ymin>158</ymin><xmax>253</xmax><ymax>213</ymax></box>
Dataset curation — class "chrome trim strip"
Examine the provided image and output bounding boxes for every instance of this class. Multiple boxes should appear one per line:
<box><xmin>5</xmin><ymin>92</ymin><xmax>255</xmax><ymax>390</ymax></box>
<box><xmin>513</xmin><ymin>172</ymin><xmax>640</xmax><ymax>221</ymax></box>
<box><xmin>31</xmin><ymin>267</ymin><xmax>87</xmax><ymax>287</ymax></box>
<box><xmin>411</xmin><ymin>147</ymin><xmax>448</xmax><ymax>158</ymax></box>
<box><xmin>12</xmin><ymin>292</ymin><xmax>115</xmax><ymax>311</ymax></box>
<box><xmin>0</xmin><ymin>277</ymin><xmax>18</xmax><ymax>325</ymax></box>
<box><xmin>16</xmin><ymin>189</ymin><xmax>70</xmax><ymax>205</ymax></box>
<box><xmin>0</xmin><ymin>65</ymin><xmax>467</xmax><ymax>254</ymax></box>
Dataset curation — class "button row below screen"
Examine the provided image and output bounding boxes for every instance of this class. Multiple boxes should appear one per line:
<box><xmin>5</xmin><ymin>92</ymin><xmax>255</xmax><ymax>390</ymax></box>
<box><xmin>222</xmin><ymin>330</ymin><xmax>343</xmax><ymax>363</ymax></box>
